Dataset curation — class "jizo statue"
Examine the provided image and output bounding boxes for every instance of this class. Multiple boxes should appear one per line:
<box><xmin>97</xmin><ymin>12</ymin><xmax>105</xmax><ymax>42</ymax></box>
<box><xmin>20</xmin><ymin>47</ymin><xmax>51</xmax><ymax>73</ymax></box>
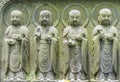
<box><xmin>63</xmin><ymin>9</ymin><xmax>88</xmax><ymax>81</ymax></box>
<box><xmin>34</xmin><ymin>10</ymin><xmax>58</xmax><ymax>80</ymax></box>
<box><xmin>92</xmin><ymin>8</ymin><xmax>119</xmax><ymax>81</ymax></box>
<box><xmin>3</xmin><ymin>10</ymin><xmax>29</xmax><ymax>80</ymax></box>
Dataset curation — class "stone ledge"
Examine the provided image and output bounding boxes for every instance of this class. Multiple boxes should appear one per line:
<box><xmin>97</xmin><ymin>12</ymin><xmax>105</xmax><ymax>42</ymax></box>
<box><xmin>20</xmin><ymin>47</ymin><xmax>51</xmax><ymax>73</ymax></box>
<box><xmin>91</xmin><ymin>80</ymin><xmax>119</xmax><ymax>82</ymax></box>
<box><xmin>58</xmin><ymin>80</ymin><xmax>89</xmax><ymax>82</ymax></box>
<box><xmin>34</xmin><ymin>80</ymin><xmax>57</xmax><ymax>82</ymax></box>
<box><xmin>3</xmin><ymin>79</ymin><xmax>30</xmax><ymax>82</ymax></box>
<box><xmin>70</xmin><ymin>80</ymin><xmax>89</xmax><ymax>82</ymax></box>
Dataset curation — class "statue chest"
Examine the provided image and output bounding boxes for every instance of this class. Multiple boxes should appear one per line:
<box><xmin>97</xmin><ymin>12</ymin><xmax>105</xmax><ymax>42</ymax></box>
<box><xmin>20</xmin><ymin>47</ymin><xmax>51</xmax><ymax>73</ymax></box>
<box><xmin>9</xmin><ymin>27</ymin><xmax>21</xmax><ymax>37</ymax></box>
<box><xmin>67</xmin><ymin>28</ymin><xmax>82</xmax><ymax>39</ymax></box>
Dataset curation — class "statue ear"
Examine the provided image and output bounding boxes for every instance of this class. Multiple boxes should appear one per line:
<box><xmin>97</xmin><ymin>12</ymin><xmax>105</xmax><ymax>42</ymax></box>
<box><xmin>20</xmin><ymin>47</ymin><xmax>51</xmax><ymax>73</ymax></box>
<box><xmin>68</xmin><ymin>17</ymin><xmax>71</xmax><ymax>25</ymax></box>
<box><xmin>98</xmin><ymin>16</ymin><xmax>101</xmax><ymax>24</ymax></box>
<box><xmin>21</xmin><ymin>17</ymin><xmax>24</xmax><ymax>25</ymax></box>
<box><xmin>50</xmin><ymin>18</ymin><xmax>53</xmax><ymax>26</ymax></box>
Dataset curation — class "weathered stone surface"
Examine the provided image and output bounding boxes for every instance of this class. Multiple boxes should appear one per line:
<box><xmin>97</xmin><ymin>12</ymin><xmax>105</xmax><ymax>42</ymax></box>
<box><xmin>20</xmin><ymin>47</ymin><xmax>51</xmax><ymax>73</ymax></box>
<box><xmin>3</xmin><ymin>79</ymin><xmax>30</xmax><ymax>82</ymax></box>
<box><xmin>34</xmin><ymin>80</ymin><xmax>57</xmax><ymax>82</ymax></box>
<box><xmin>91</xmin><ymin>80</ymin><xmax>119</xmax><ymax>82</ymax></box>
<box><xmin>0</xmin><ymin>0</ymin><xmax>120</xmax><ymax>82</ymax></box>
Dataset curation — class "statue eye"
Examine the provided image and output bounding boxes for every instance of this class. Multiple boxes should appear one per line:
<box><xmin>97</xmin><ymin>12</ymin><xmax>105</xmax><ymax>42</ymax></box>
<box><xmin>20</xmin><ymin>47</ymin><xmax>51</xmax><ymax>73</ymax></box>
<box><xmin>76</xmin><ymin>16</ymin><xmax>79</xmax><ymax>19</ymax></box>
<box><xmin>12</xmin><ymin>15</ymin><xmax>15</xmax><ymax>18</ymax></box>
<box><xmin>46</xmin><ymin>15</ymin><xmax>49</xmax><ymax>18</ymax></box>
<box><xmin>71</xmin><ymin>16</ymin><xmax>74</xmax><ymax>19</ymax></box>
<box><xmin>102</xmin><ymin>15</ymin><xmax>106</xmax><ymax>18</ymax></box>
<box><xmin>16</xmin><ymin>16</ymin><xmax>18</xmax><ymax>18</ymax></box>
<box><xmin>41</xmin><ymin>15</ymin><xmax>44</xmax><ymax>18</ymax></box>
<box><xmin>12</xmin><ymin>16</ymin><xmax>14</xmax><ymax>18</ymax></box>
<box><xmin>107</xmin><ymin>15</ymin><xmax>111</xmax><ymax>18</ymax></box>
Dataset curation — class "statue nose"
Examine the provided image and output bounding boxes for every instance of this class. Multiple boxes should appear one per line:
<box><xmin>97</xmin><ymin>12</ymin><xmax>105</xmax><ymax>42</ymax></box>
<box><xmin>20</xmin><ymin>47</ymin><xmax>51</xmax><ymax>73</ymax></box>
<box><xmin>73</xmin><ymin>18</ymin><xmax>77</xmax><ymax>21</ymax></box>
<box><xmin>13</xmin><ymin>17</ymin><xmax>17</xmax><ymax>20</ymax></box>
<box><xmin>43</xmin><ymin>17</ymin><xmax>46</xmax><ymax>20</ymax></box>
<box><xmin>105</xmin><ymin>16</ymin><xmax>108</xmax><ymax>19</ymax></box>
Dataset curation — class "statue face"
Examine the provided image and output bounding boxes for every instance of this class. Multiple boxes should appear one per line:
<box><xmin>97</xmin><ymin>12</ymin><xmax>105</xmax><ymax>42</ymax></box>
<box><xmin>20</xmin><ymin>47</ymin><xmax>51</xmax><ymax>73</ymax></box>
<box><xmin>68</xmin><ymin>10</ymin><xmax>82</xmax><ymax>27</ymax></box>
<box><xmin>98</xmin><ymin>8</ymin><xmax>112</xmax><ymax>26</ymax></box>
<box><xmin>11</xmin><ymin>10</ymin><xmax>23</xmax><ymax>26</ymax></box>
<box><xmin>39</xmin><ymin>10</ymin><xmax>51</xmax><ymax>27</ymax></box>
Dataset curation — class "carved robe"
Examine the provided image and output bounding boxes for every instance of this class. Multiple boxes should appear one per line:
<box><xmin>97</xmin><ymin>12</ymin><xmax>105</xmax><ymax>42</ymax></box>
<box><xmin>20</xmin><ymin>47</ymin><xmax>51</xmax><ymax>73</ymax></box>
<box><xmin>3</xmin><ymin>25</ymin><xmax>29</xmax><ymax>76</ymax></box>
<box><xmin>63</xmin><ymin>26</ymin><xmax>87</xmax><ymax>76</ymax></box>
<box><xmin>92</xmin><ymin>25</ymin><xmax>118</xmax><ymax>76</ymax></box>
<box><xmin>34</xmin><ymin>26</ymin><xmax>58</xmax><ymax>74</ymax></box>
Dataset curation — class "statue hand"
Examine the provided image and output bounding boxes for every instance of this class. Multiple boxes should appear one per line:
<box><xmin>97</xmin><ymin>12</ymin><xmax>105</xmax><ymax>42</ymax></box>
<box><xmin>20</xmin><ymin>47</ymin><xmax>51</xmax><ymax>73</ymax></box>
<box><xmin>105</xmin><ymin>33</ymin><xmax>113</xmax><ymax>40</ymax></box>
<box><xmin>5</xmin><ymin>39</ymin><xmax>16</xmax><ymax>44</ymax></box>
<box><xmin>76</xmin><ymin>35</ymin><xmax>82</xmax><ymax>40</ymax></box>
<box><xmin>63</xmin><ymin>40</ymin><xmax>68</xmax><ymax>44</ymax></box>
<box><xmin>45</xmin><ymin>35</ymin><xmax>52</xmax><ymax>41</ymax></box>
<box><xmin>96</xmin><ymin>29</ymin><xmax>104</xmax><ymax>38</ymax></box>
<box><xmin>17</xmin><ymin>35</ymin><xmax>22</xmax><ymax>40</ymax></box>
<box><xmin>13</xmin><ymin>34</ymin><xmax>22</xmax><ymax>40</ymax></box>
<box><xmin>68</xmin><ymin>39</ymin><xmax>75</xmax><ymax>46</ymax></box>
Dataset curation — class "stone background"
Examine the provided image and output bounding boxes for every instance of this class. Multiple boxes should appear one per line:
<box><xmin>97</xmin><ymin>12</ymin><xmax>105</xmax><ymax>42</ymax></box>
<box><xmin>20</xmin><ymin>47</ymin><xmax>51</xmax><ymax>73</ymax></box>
<box><xmin>0</xmin><ymin>0</ymin><xmax>120</xmax><ymax>81</ymax></box>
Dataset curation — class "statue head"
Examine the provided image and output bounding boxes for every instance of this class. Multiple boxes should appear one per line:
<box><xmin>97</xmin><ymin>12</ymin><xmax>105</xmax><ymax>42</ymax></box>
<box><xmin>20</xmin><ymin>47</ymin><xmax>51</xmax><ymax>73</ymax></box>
<box><xmin>39</xmin><ymin>10</ymin><xmax>52</xmax><ymax>27</ymax></box>
<box><xmin>98</xmin><ymin>8</ymin><xmax>112</xmax><ymax>26</ymax></box>
<box><xmin>68</xmin><ymin>9</ymin><xmax>82</xmax><ymax>27</ymax></box>
<box><xmin>11</xmin><ymin>10</ymin><xmax>23</xmax><ymax>26</ymax></box>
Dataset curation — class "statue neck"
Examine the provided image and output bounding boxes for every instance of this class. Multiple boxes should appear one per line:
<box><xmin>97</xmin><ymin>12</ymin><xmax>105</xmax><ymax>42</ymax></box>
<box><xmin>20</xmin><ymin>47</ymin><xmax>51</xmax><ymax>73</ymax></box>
<box><xmin>101</xmin><ymin>24</ymin><xmax>111</xmax><ymax>28</ymax></box>
<box><xmin>12</xmin><ymin>25</ymin><xmax>21</xmax><ymax>29</ymax></box>
<box><xmin>70</xmin><ymin>25</ymin><xmax>81</xmax><ymax>29</ymax></box>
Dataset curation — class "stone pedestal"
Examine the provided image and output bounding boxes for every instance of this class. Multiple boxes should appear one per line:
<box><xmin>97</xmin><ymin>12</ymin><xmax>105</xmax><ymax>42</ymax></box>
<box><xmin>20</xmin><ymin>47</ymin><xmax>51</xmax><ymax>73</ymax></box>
<box><xmin>57</xmin><ymin>80</ymin><xmax>89</xmax><ymax>82</ymax></box>
<box><xmin>34</xmin><ymin>80</ymin><xmax>57</xmax><ymax>82</ymax></box>
<box><xmin>3</xmin><ymin>79</ymin><xmax>30</xmax><ymax>82</ymax></box>
<box><xmin>91</xmin><ymin>80</ymin><xmax>119</xmax><ymax>82</ymax></box>
<box><xmin>70</xmin><ymin>80</ymin><xmax>89</xmax><ymax>82</ymax></box>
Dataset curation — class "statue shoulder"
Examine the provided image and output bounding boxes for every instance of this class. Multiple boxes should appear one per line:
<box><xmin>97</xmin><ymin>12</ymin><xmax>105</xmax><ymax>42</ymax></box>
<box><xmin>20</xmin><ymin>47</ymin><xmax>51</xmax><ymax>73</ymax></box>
<box><xmin>34</xmin><ymin>26</ymin><xmax>42</xmax><ymax>37</ymax></box>
<box><xmin>111</xmin><ymin>26</ymin><xmax>118</xmax><ymax>35</ymax></box>
<box><xmin>5</xmin><ymin>25</ymin><xmax>12</xmax><ymax>35</ymax></box>
<box><xmin>49</xmin><ymin>26</ymin><xmax>58</xmax><ymax>35</ymax></box>
<box><xmin>36</xmin><ymin>26</ymin><xmax>42</xmax><ymax>30</ymax></box>
<box><xmin>35</xmin><ymin>26</ymin><xmax>42</xmax><ymax>32</ymax></box>
<box><xmin>81</xmin><ymin>27</ymin><xmax>87</xmax><ymax>34</ymax></box>
<box><xmin>92</xmin><ymin>25</ymin><xmax>103</xmax><ymax>36</ymax></box>
<box><xmin>94</xmin><ymin>25</ymin><xmax>103</xmax><ymax>30</ymax></box>
<box><xmin>20</xmin><ymin>26</ymin><xmax>29</xmax><ymax>33</ymax></box>
<box><xmin>63</xmin><ymin>26</ymin><xmax>71</xmax><ymax>37</ymax></box>
<box><xmin>50</xmin><ymin>26</ymin><xmax>57</xmax><ymax>32</ymax></box>
<box><xmin>111</xmin><ymin>26</ymin><xmax>117</xmax><ymax>31</ymax></box>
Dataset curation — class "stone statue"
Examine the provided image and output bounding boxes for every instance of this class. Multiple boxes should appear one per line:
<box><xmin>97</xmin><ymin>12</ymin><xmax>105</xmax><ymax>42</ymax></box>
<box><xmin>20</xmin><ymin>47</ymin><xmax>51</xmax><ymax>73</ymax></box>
<box><xmin>34</xmin><ymin>10</ymin><xmax>58</xmax><ymax>80</ymax></box>
<box><xmin>92</xmin><ymin>8</ymin><xmax>119</xmax><ymax>81</ymax></box>
<box><xmin>63</xmin><ymin>9</ymin><xmax>88</xmax><ymax>81</ymax></box>
<box><xmin>3</xmin><ymin>10</ymin><xmax>29</xmax><ymax>80</ymax></box>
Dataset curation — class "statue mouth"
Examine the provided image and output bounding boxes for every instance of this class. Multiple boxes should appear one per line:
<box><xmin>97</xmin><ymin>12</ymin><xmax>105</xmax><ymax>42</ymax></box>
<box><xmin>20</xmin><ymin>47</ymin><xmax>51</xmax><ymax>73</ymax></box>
<box><xmin>101</xmin><ymin>20</ymin><xmax>111</xmax><ymax>26</ymax></box>
<box><xmin>12</xmin><ymin>20</ymin><xmax>20</xmax><ymax>26</ymax></box>
<box><xmin>40</xmin><ymin>20</ymin><xmax>49</xmax><ymax>26</ymax></box>
<box><xmin>71</xmin><ymin>21</ymin><xmax>79</xmax><ymax>26</ymax></box>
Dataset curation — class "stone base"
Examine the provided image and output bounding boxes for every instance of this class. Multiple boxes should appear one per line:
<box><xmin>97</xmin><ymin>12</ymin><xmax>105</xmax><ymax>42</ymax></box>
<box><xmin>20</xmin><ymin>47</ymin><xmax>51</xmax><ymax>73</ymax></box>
<box><xmin>57</xmin><ymin>80</ymin><xmax>88</xmax><ymax>82</ymax></box>
<box><xmin>70</xmin><ymin>80</ymin><xmax>89</xmax><ymax>82</ymax></box>
<box><xmin>3</xmin><ymin>79</ymin><xmax>30</xmax><ymax>82</ymax></box>
<box><xmin>91</xmin><ymin>79</ymin><xmax>119</xmax><ymax>82</ymax></box>
<box><xmin>34</xmin><ymin>80</ymin><xmax>57</xmax><ymax>82</ymax></box>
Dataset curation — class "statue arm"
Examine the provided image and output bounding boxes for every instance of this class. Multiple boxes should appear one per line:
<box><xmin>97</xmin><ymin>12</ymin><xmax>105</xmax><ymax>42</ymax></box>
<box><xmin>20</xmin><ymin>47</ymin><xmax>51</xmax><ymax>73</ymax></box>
<box><xmin>81</xmin><ymin>28</ymin><xmax>87</xmax><ymax>40</ymax></box>
<box><xmin>92</xmin><ymin>27</ymin><xmax>101</xmax><ymax>76</ymax></box>
<box><xmin>4</xmin><ymin>26</ymin><xmax>16</xmax><ymax>44</ymax></box>
<box><xmin>63</xmin><ymin>28</ymin><xmax>70</xmax><ymax>75</ymax></box>
<box><xmin>21</xmin><ymin>27</ymin><xmax>30</xmax><ymax>74</ymax></box>
<box><xmin>75</xmin><ymin>28</ymin><xmax>87</xmax><ymax>41</ymax></box>
<box><xmin>50</xmin><ymin>28</ymin><xmax>58</xmax><ymax>42</ymax></box>
<box><xmin>34</xmin><ymin>27</ymin><xmax>41</xmax><ymax>49</ymax></box>
<box><xmin>63</xmin><ymin>27</ymin><xmax>69</xmax><ymax>44</ymax></box>
<box><xmin>106</xmin><ymin>27</ymin><xmax>118</xmax><ymax>41</ymax></box>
